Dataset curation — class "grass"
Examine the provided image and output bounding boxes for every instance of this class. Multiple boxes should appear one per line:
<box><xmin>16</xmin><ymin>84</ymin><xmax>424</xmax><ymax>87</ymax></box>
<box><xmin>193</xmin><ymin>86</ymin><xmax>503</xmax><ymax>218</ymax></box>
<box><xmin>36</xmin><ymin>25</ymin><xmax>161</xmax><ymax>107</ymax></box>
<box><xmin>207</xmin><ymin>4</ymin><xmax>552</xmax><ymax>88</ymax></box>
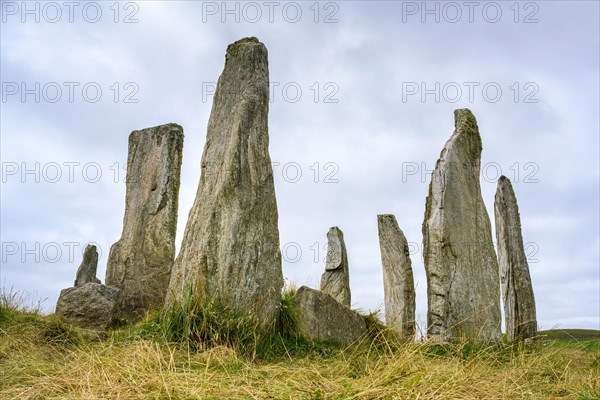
<box><xmin>539</xmin><ymin>329</ymin><xmax>600</xmax><ymax>341</ymax></box>
<box><xmin>1</xmin><ymin>288</ymin><xmax>599</xmax><ymax>399</ymax></box>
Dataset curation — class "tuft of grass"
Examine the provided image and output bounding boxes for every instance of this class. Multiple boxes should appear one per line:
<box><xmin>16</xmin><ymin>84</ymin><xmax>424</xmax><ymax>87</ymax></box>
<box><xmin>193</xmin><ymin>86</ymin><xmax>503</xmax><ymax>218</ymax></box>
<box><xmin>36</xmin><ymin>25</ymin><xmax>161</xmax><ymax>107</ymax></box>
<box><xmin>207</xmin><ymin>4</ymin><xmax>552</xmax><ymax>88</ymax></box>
<box><xmin>151</xmin><ymin>286</ymin><xmax>263</xmax><ymax>358</ymax></box>
<box><xmin>1</xmin><ymin>286</ymin><xmax>46</xmax><ymax>315</ymax></box>
<box><xmin>278</xmin><ymin>284</ymin><xmax>299</xmax><ymax>339</ymax></box>
<box><xmin>39</xmin><ymin>318</ymin><xmax>84</xmax><ymax>349</ymax></box>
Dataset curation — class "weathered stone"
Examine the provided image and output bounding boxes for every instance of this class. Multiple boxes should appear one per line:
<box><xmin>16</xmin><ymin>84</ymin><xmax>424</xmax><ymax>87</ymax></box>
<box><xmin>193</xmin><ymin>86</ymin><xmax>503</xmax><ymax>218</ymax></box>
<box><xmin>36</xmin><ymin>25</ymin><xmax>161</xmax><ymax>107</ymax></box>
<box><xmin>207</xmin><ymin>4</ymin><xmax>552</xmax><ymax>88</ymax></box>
<box><xmin>106</xmin><ymin>123</ymin><xmax>184</xmax><ymax>321</ymax></box>
<box><xmin>377</xmin><ymin>214</ymin><xmax>415</xmax><ymax>338</ymax></box>
<box><xmin>494</xmin><ymin>176</ymin><xmax>537</xmax><ymax>341</ymax></box>
<box><xmin>166</xmin><ymin>37</ymin><xmax>283</xmax><ymax>329</ymax></box>
<box><xmin>55</xmin><ymin>283</ymin><xmax>120</xmax><ymax>330</ymax></box>
<box><xmin>74</xmin><ymin>244</ymin><xmax>100</xmax><ymax>286</ymax></box>
<box><xmin>294</xmin><ymin>286</ymin><xmax>367</xmax><ymax>343</ymax></box>
<box><xmin>320</xmin><ymin>227</ymin><xmax>351</xmax><ymax>307</ymax></box>
<box><xmin>422</xmin><ymin>109</ymin><xmax>501</xmax><ymax>342</ymax></box>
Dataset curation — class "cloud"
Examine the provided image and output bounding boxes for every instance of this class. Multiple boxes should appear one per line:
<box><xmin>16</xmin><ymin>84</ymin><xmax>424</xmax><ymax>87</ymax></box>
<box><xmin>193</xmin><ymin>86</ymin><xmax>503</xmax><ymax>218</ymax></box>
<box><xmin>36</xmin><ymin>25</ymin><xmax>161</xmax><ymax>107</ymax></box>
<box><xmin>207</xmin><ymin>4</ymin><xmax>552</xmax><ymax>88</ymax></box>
<box><xmin>1</xmin><ymin>1</ymin><xmax>598</xmax><ymax>330</ymax></box>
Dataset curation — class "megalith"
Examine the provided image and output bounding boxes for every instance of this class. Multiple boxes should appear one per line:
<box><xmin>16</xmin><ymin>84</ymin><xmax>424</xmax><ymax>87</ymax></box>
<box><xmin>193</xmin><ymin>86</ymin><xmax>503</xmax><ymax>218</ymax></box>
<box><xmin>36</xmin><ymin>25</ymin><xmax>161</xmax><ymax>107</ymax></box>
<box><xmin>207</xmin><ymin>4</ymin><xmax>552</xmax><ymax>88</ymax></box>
<box><xmin>494</xmin><ymin>176</ymin><xmax>537</xmax><ymax>341</ymax></box>
<box><xmin>320</xmin><ymin>227</ymin><xmax>351</xmax><ymax>307</ymax></box>
<box><xmin>106</xmin><ymin>123</ymin><xmax>184</xmax><ymax>321</ymax></box>
<box><xmin>422</xmin><ymin>109</ymin><xmax>501</xmax><ymax>341</ymax></box>
<box><xmin>166</xmin><ymin>37</ymin><xmax>283</xmax><ymax>329</ymax></box>
<box><xmin>377</xmin><ymin>214</ymin><xmax>415</xmax><ymax>338</ymax></box>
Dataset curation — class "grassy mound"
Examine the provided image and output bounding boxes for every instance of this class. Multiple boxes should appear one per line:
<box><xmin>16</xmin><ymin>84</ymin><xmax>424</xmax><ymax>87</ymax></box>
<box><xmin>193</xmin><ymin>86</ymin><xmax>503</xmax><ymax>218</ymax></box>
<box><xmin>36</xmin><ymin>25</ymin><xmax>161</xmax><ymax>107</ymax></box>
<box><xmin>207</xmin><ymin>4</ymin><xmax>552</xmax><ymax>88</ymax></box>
<box><xmin>1</xmin><ymin>289</ymin><xmax>598</xmax><ymax>399</ymax></box>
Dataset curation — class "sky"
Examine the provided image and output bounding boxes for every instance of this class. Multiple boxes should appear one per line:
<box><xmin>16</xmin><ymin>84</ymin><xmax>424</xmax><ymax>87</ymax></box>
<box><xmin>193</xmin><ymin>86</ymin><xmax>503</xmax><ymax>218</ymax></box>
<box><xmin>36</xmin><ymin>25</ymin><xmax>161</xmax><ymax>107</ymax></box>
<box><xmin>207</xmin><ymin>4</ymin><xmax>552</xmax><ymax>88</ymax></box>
<box><xmin>1</xmin><ymin>0</ymin><xmax>598</xmax><ymax>332</ymax></box>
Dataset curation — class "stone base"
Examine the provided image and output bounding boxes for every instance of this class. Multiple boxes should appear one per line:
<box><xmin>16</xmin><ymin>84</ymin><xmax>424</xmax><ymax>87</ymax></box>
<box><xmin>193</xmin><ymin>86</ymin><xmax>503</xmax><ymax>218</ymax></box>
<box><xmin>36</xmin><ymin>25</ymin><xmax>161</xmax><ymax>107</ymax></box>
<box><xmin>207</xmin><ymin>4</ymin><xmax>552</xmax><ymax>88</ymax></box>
<box><xmin>294</xmin><ymin>286</ymin><xmax>367</xmax><ymax>344</ymax></box>
<box><xmin>55</xmin><ymin>283</ymin><xmax>120</xmax><ymax>330</ymax></box>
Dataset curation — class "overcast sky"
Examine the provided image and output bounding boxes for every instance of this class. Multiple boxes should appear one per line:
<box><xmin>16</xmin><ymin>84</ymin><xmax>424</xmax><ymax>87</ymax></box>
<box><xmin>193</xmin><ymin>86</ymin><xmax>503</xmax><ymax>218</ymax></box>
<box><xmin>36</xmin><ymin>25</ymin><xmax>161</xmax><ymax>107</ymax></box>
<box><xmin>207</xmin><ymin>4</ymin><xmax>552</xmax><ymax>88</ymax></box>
<box><xmin>1</xmin><ymin>0</ymin><xmax>598</xmax><ymax>331</ymax></box>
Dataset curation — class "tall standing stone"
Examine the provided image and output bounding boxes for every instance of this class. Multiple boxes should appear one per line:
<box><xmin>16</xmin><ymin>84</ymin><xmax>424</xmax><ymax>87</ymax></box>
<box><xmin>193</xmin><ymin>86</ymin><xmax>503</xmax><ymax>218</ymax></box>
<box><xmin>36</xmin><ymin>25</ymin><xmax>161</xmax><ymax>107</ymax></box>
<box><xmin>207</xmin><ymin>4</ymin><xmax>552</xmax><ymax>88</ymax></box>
<box><xmin>166</xmin><ymin>37</ymin><xmax>283</xmax><ymax>329</ymax></box>
<box><xmin>106</xmin><ymin>123</ymin><xmax>184</xmax><ymax>321</ymax></box>
<box><xmin>320</xmin><ymin>227</ymin><xmax>351</xmax><ymax>307</ymax></box>
<box><xmin>422</xmin><ymin>109</ymin><xmax>501</xmax><ymax>341</ymax></box>
<box><xmin>377</xmin><ymin>215</ymin><xmax>415</xmax><ymax>338</ymax></box>
<box><xmin>494</xmin><ymin>176</ymin><xmax>537</xmax><ymax>341</ymax></box>
<box><xmin>74</xmin><ymin>244</ymin><xmax>101</xmax><ymax>286</ymax></box>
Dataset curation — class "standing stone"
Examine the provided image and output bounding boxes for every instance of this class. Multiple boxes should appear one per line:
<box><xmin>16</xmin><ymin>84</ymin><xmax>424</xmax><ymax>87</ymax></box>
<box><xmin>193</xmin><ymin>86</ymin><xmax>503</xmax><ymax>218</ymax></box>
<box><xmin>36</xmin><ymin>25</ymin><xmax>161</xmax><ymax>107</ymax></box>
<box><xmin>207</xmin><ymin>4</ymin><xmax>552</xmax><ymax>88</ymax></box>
<box><xmin>166</xmin><ymin>37</ymin><xmax>283</xmax><ymax>329</ymax></box>
<box><xmin>422</xmin><ymin>109</ymin><xmax>501</xmax><ymax>341</ymax></box>
<box><xmin>377</xmin><ymin>215</ymin><xmax>415</xmax><ymax>338</ymax></box>
<box><xmin>494</xmin><ymin>176</ymin><xmax>537</xmax><ymax>341</ymax></box>
<box><xmin>294</xmin><ymin>286</ymin><xmax>367</xmax><ymax>343</ymax></box>
<box><xmin>320</xmin><ymin>227</ymin><xmax>351</xmax><ymax>307</ymax></box>
<box><xmin>74</xmin><ymin>244</ymin><xmax>101</xmax><ymax>286</ymax></box>
<box><xmin>106</xmin><ymin>123</ymin><xmax>184</xmax><ymax>321</ymax></box>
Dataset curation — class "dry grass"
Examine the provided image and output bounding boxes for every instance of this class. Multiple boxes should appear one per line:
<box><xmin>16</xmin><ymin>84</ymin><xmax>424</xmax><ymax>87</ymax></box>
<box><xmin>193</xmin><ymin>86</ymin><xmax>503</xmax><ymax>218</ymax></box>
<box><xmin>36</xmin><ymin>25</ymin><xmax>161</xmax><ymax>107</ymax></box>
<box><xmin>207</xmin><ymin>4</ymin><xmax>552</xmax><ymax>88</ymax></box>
<box><xmin>1</xmin><ymin>291</ymin><xmax>598</xmax><ymax>399</ymax></box>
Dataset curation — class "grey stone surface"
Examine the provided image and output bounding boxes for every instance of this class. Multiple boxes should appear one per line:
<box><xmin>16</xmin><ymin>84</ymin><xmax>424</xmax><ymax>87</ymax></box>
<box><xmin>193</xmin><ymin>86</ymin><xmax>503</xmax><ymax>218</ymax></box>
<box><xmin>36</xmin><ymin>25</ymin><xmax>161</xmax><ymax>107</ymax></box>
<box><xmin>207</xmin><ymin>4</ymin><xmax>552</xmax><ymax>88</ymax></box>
<box><xmin>320</xmin><ymin>227</ymin><xmax>351</xmax><ymax>307</ymax></box>
<box><xmin>106</xmin><ymin>123</ymin><xmax>184</xmax><ymax>321</ymax></box>
<box><xmin>294</xmin><ymin>286</ymin><xmax>367</xmax><ymax>344</ymax></box>
<box><xmin>74</xmin><ymin>244</ymin><xmax>101</xmax><ymax>286</ymax></box>
<box><xmin>377</xmin><ymin>214</ymin><xmax>415</xmax><ymax>338</ymax></box>
<box><xmin>422</xmin><ymin>109</ymin><xmax>501</xmax><ymax>342</ymax></box>
<box><xmin>166</xmin><ymin>37</ymin><xmax>283</xmax><ymax>329</ymax></box>
<box><xmin>55</xmin><ymin>283</ymin><xmax>120</xmax><ymax>330</ymax></box>
<box><xmin>495</xmin><ymin>176</ymin><xmax>537</xmax><ymax>341</ymax></box>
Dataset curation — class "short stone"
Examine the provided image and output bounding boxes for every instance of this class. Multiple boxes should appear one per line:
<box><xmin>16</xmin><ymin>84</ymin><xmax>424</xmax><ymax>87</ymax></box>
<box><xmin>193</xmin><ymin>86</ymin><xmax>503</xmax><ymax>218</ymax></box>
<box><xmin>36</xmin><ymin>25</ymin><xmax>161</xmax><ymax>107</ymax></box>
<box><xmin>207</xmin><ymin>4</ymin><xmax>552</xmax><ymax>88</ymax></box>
<box><xmin>320</xmin><ymin>227</ymin><xmax>351</xmax><ymax>307</ymax></box>
<box><xmin>74</xmin><ymin>244</ymin><xmax>101</xmax><ymax>287</ymax></box>
<box><xmin>294</xmin><ymin>286</ymin><xmax>367</xmax><ymax>344</ymax></box>
<box><xmin>55</xmin><ymin>283</ymin><xmax>120</xmax><ymax>331</ymax></box>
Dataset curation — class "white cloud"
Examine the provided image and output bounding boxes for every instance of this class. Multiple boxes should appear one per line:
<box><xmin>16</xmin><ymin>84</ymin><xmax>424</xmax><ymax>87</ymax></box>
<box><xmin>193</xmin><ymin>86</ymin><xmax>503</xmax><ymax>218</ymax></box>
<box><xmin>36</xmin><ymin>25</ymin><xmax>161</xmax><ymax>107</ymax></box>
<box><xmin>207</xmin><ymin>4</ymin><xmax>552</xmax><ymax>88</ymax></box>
<box><xmin>1</xmin><ymin>1</ymin><xmax>598</xmax><ymax>329</ymax></box>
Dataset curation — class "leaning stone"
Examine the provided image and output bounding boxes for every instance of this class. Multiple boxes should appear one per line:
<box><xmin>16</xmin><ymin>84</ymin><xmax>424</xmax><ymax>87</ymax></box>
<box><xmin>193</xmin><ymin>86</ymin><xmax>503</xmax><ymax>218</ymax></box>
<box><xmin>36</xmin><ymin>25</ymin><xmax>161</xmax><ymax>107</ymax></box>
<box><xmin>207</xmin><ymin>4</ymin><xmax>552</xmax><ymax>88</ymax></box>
<box><xmin>422</xmin><ymin>109</ymin><xmax>501</xmax><ymax>342</ymax></box>
<box><xmin>320</xmin><ymin>227</ymin><xmax>351</xmax><ymax>307</ymax></box>
<box><xmin>377</xmin><ymin>214</ymin><xmax>415</xmax><ymax>338</ymax></box>
<box><xmin>294</xmin><ymin>286</ymin><xmax>367</xmax><ymax>344</ymax></box>
<box><xmin>106</xmin><ymin>123</ymin><xmax>184</xmax><ymax>321</ymax></box>
<box><xmin>166</xmin><ymin>37</ymin><xmax>283</xmax><ymax>329</ymax></box>
<box><xmin>55</xmin><ymin>283</ymin><xmax>120</xmax><ymax>331</ymax></box>
<box><xmin>74</xmin><ymin>244</ymin><xmax>101</xmax><ymax>286</ymax></box>
<box><xmin>495</xmin><ymin>176</ymin><xmax>537</xmax><ymax>341</ymax></box>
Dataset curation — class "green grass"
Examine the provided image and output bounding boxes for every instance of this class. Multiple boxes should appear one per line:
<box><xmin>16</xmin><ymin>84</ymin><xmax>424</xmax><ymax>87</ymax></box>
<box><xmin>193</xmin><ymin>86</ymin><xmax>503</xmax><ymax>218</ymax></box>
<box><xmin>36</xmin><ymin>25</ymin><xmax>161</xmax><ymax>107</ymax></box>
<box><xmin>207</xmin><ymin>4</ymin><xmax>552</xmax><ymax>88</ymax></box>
<box><xmin>539</xmin><ymin>329</ymin><xmax>600</xmax><ymax>340</ymax></box>
<box><xmin>1</xmin><ymin>288</ymin><xmax>599</xmax><ymax>399</ymax></box>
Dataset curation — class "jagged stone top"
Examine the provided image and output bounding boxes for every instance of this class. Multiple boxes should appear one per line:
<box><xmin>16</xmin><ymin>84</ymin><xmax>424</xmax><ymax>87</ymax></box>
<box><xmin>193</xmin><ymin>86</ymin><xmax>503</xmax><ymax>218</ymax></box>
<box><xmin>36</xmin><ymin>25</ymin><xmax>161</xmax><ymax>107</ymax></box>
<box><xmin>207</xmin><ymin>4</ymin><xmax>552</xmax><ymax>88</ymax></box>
<box><xmin>325</xmin><ymin>226</ymin><xmax>345</xmax><ymax>271</ymax></box>
<box><xmin>497</xmin><ymin>175</ymin><xmax>513</xmax><ymax>190</ymax></box>
<box><xmin>377</xmin><ymin>214</ymin><xmax>398</xmax><ymax>227</ymax></box>
<box><xmin>495</xmin><ymin>175</ymin><xmax>522</xmax><ymax>239</ymax></box>
<box><xmin>225</xmin><ymin>36</ymin><xmax>264</xmax><ymax>63</ymax></box>
<box><xmin>454</xmin><ymin>108</ymin><xmax>477</xmax><ymax>130</ymax></box>
<box><xmin>130</xmin><ymin>123</ymin><xmax>183</xmax><ymax>137</ymax></box>
<box><xmin>74</xmin><ymin>244</ymin><xmax>100</xmax><ymax>287</ymax></box>
<box><xmin>451</xmin><ymin>108</ymin><xmax>482</xmax><ymax>157</ymax></box>
<box><xmin>428</xmin><ymin>108</ymin><xmax>483</xmax><ymax>184</ymax></box>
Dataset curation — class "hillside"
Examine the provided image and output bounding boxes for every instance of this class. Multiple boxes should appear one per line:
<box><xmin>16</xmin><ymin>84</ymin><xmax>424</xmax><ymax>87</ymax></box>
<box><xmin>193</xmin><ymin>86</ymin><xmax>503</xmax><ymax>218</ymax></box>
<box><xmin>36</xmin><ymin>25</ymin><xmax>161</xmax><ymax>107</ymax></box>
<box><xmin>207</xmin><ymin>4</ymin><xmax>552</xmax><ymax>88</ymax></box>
<box><xmin>539</xmin><ymin>329</ymin><xmax>600</xmax><ymax>341</ymax></box>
